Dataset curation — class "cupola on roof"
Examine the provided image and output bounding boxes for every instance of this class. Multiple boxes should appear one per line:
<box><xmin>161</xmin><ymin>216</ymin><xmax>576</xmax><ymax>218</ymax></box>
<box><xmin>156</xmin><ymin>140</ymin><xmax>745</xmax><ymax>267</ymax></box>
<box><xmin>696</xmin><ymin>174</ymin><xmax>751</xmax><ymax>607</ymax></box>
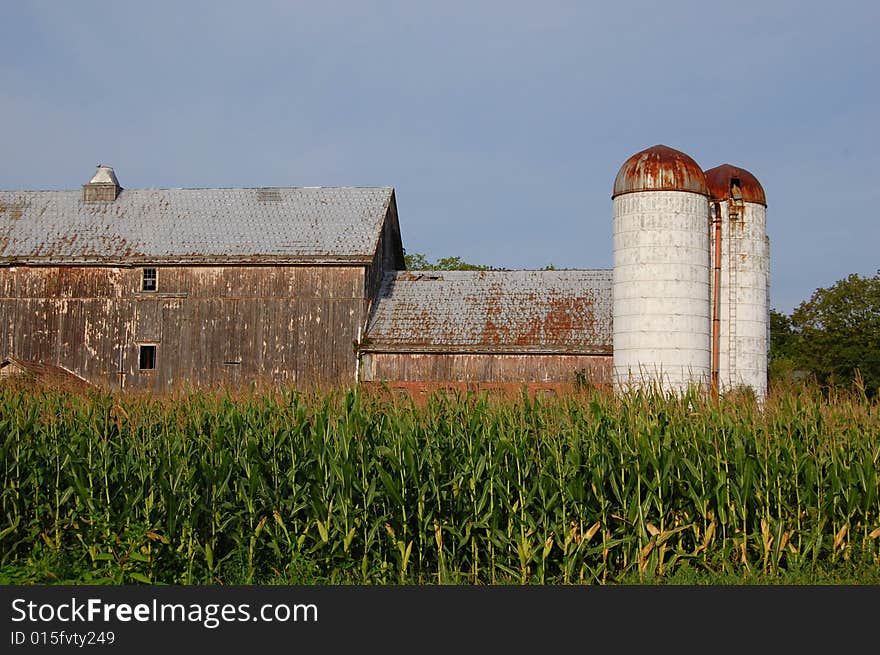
<box><xmin>88</xmin><ymin>165</ymin><xmax>120</xmax><ymax>187</ymax></box>
<box><xmin>612</xmin><ymin>144</ymin><xmax>707</xmax><ymax>198</ymax></box>
<box><xmin>704</xmin><ymin>164</ymin><xmax>767</xmax><ymax>206</ymax></box>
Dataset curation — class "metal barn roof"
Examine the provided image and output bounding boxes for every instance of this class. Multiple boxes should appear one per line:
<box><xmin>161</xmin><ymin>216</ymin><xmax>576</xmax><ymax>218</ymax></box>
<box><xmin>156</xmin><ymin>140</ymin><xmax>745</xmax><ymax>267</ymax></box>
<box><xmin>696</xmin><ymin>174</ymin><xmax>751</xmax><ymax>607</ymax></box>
<box><xmin>362</xmin><ymin>270</ymin><xmax>613</xmax><ymax>354</ymax></box>
<box><xmin>0</xmin><ymin>186</ymin><xmax>395</xmax><ymax>264</ymax></box>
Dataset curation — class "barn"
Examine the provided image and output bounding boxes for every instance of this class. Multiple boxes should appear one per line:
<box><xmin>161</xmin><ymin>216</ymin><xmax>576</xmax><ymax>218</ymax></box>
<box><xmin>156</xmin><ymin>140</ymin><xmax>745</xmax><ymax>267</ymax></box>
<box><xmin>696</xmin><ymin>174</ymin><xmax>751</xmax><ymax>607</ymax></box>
<box><xmin>1</xmin><ymin>144</ymin><xmax>769</xmax><ymax>397</ymax></box>
<box><xmin>0</xmin><ymin>166</ymin><xmax>405</xmax><ymax>391</ymax></box>
<box><xmin>359</xmin><ymin>270</ymin><xmax>612</xmax><ymax>396</ymax></box>
<box><xmin>0</xmin><ymin>165</ymin><xmax>612</xmax><ymax>392</ymax></box>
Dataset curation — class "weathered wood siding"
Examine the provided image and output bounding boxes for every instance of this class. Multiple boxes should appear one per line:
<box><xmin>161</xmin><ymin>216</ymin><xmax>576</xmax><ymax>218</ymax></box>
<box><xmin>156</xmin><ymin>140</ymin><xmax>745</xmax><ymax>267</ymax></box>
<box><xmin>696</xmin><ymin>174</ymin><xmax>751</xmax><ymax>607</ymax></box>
<box><xmin>0</xmin><ymin>265</ymin><xmax>366</xmax><ymax>391</ymax></box>
<box><xmin>360</xmin><ymin>352</ymin><xmax>612</xmax><ymax>386</ymax></box>
<box><xmin>364</xmin><ymin>198</ymin><xmax>405</xmax><ymax>311</ymax></box>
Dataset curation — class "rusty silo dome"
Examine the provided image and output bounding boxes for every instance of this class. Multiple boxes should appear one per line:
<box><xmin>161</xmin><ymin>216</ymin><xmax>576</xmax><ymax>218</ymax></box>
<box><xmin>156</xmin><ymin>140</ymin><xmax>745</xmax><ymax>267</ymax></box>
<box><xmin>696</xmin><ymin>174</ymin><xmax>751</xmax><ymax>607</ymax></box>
<box><xmin>704</xmin><ymin>164</ymin><xmax>767</xmax><ymax>206</ymax></box>
<box><xmin>612</xmin><ymin>144</ymin><xmax>707</xmax><ymax>198</ymax></box>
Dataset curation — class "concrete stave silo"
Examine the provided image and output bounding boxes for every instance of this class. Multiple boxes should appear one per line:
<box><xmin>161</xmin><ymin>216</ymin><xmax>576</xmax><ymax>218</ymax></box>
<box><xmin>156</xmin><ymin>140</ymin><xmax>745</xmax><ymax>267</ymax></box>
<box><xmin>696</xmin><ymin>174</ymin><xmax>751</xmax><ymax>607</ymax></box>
<box><xmin>612</xmin><ymin>145</ymin><xmax>711</xmax><ymax>393</ymax></box>
<box><xmin>705</xmin><ymin>164</ymin><xmax>769</xmax><ymax>399</ymax></box>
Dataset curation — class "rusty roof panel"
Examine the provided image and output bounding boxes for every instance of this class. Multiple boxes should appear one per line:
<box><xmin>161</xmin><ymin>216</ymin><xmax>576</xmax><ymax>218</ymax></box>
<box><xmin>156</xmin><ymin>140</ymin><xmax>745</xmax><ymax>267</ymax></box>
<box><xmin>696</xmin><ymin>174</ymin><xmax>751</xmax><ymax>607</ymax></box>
<box><xmin>0</xmin><ymin>187</ymin><xmax>393</xmax><ymax>264</ymax></box>
<box><xmin>612</xmin><ymin>144</ymin><xmax>707</xmax><ymax>198</ymax></box>
<box><xmin>1</xmin><ymin>356</ymin><xmax>93</xmax><ymax>389</ymax></box>
<box><xmin>704</xmin><ymin>164</ymin><xmax>767</xmax><ymax>206</ymax></box>
<box><xmin>362</xmin><ymin>270</ymin><xmax>612</xmax><ymax>353</ymax></box>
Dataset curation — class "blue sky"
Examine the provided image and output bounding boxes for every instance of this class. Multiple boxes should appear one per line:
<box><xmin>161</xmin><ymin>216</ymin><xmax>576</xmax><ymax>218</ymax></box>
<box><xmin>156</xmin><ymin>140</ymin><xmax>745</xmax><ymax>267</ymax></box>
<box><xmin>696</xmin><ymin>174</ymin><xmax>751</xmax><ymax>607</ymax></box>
<box><xmin>1</xmin><ymin>1</ymin><xmax>877</xmax><ymax>313</ymax></box>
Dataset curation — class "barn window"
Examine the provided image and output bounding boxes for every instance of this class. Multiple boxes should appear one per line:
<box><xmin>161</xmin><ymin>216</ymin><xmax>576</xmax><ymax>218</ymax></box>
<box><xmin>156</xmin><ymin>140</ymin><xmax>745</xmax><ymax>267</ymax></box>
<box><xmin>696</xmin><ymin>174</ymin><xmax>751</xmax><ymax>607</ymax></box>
<box><xmin>139</xmin><ymin>345</ymin><xmax>156</xmax><ymax>370</ymax></box>
<box><xmin>142</xmin><ymin>268</ymin><xmax>157</xmax><ymax>292</ymax></box>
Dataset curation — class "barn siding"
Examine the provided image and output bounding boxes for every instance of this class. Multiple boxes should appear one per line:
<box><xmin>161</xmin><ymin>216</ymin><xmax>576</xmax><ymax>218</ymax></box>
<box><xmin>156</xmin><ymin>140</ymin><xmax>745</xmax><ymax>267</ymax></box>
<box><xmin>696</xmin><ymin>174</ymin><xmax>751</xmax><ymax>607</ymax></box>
<box><xmin>364</xmin><ymin>199</ymin><xmax>405</xmax><ymax>319</ymax></box>
<box><xmin>0</xmin><ymin>265</ymin><xmax>366</xmax><ymax>391</ymax></box>
<box><xmin>360</xmin><ymin>352</ymin><xmax>612</xmax><ymax>386</ymax></box>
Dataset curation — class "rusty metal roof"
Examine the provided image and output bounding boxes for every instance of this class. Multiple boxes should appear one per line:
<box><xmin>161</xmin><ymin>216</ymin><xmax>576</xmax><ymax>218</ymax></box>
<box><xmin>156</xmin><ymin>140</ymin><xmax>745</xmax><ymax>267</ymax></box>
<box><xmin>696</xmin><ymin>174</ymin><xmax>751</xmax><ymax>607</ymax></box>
<box><xmin>0</xmin><ymin>186</ymin><xmax>395</xmax><ymax>264</ymax></box>
<box><xmin>612</xmin><ymin>144</ymin><xmax>707</xmax><ymax>198</ymax></box>
<box><xmin>1</xmin><ymin>357</ymin><xmax>93</xmax><ymax>389</ymax></box>
<box><xmin>704</xmin><ymin>164</ymin><xmax>767</xmax><ymax>206</ymax></box>
<box><xmin>362</xmin><ymin>270</ymin><xmax>612</xmax><ymax>354</ymax></box>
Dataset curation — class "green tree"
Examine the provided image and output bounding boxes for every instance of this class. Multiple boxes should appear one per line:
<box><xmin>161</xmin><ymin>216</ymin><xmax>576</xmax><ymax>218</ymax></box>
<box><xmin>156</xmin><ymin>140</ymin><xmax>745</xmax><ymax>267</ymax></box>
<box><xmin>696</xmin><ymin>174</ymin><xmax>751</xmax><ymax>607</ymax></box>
<box><xmin>770</xmin><ymin>309</ymin><xmax>796</xmax><ymax>358</ymax></box>
<box><xmin>403</xmin><ymin>252</ymin><xmax>559</xmax><ymax>271</ymax></box>
<box><xmin>434</xmin><ymin>256</ymin><xmax>493</xmax><ymax>271</ymax></box>
<box><xmin>789</xmin><ymin>271</ymin><xmax>880</xmax><ymax>395</ymax></box>
<box><xmin>404</xmin><ymin>252</ymin><xmax>499</xmax><ymax>271</ymax></box>
<box><xmin>768</xmin><ymin>308</ymin><xmax>799</xmax><ymax>382</ymax></box>
<box><xmin>403</xmin><ymin>252</ymin><xmax>432</xmax><ymax>270</ymax></box>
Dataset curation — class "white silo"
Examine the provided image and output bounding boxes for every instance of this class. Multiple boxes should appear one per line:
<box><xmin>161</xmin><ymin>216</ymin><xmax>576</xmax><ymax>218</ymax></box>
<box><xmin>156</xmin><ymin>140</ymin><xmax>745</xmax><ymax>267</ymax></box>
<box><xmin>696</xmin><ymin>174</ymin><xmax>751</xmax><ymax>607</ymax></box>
<box><xmin>612</xmin><ymin>145</ymin><xmax>711</xmax><ymax>393</ymax></box>
<box><xmin>705</xmin><ymin>164</ymin><xmax>769</xmax><ymax>399</ymax></box>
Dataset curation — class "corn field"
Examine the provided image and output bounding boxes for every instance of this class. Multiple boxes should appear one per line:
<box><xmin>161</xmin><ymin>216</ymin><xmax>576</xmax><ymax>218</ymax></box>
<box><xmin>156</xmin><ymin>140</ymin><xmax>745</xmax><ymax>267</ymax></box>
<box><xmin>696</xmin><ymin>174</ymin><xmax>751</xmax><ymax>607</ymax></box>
<box><xmin>1</xmin><ymin>383</ymin><xmax>879</xmax><ymax>584</ymax></box>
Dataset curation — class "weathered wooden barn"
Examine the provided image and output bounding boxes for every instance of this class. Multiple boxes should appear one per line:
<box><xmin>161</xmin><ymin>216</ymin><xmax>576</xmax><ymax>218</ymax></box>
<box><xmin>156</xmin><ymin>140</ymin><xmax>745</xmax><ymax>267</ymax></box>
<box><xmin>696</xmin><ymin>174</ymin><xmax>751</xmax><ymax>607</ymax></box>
<box><xmin>1</xmin><ymin>166</ymin><xmax>614</xmax><ymax>392</ymax></box>
<box><xmin>0</xmin><ymin>166</ymin><xmax>404</xmax><ymax>391</ymax></box>
<box><xmin>359</xmin><ymin>270</ymin><xmax>612</xmax><ymax>395</ymax></box>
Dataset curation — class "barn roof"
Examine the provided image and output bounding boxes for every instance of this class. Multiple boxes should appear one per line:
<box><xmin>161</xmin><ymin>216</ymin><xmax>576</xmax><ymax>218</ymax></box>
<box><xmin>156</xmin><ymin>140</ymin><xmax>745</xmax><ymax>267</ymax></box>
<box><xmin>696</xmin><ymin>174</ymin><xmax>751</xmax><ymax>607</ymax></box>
<box><xmin>0</xmin><ymin>186</ymin><xmax>397</xmax><ymax>265</ymax></box>
<box><xmin>361</xmin><ymin>270</ymin><xmax>613</xmax><ymax>354</ymax></box>
<box><xmin>1</xmin><ymin>356</ymin><xmax>93</xmax><ymax>390</ymax></box>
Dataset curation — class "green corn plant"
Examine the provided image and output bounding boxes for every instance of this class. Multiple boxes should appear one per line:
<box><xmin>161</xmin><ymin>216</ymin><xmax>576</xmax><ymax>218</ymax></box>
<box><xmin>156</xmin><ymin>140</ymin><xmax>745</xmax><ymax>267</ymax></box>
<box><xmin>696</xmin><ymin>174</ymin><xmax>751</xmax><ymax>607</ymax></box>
<box><xmin>1</xmin><ymin>380</ymin><xmax>879</xmax><ymax>585</ymax></box>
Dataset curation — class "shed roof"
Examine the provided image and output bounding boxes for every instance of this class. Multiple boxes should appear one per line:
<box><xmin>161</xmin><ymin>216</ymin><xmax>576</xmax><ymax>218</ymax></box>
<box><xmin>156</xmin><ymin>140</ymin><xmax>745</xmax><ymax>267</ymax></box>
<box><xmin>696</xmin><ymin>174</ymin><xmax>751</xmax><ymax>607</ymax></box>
<box><xmin>0</xmin><ymin>186</ymin><xmax>396</xmax><ymax>265</ymax></box>
<box><xmin>0</xmin><ymin>357</ymin><xmax>93</xmax><ymax>389</ymax></box>
<box><xmin>362</xmin><ymin>270</ymin><xmax>613</xmax><ymax>354</ymax></box>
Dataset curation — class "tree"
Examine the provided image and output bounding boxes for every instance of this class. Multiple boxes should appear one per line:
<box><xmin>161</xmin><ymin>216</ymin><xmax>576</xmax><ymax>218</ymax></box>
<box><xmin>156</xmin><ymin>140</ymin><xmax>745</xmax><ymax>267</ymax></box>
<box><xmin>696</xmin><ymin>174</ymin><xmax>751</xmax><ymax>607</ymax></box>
<box><xmin>433</xmin><ymin>256</ymin><xmax>494</xmax><ymax>271</ymax></box>
<box><xmin>403</xmin><ymin>252</ymin><xmax>559</xmax><ymax>271</ymax></box>
<box><xmin>770</xmin><ymin>309</ymin><xmax>796</xmax><ymax>359</ymax></box>
<box><xmin>403</xmin><ymin>252</ymin><xmax>499</xmax><ymax>271</ymax></box>
<box><xmin>403</xmin><ymin>252</ymin><xmax>432</xmax><ymax>270</ymax></box>
<box><xmin>789</xmin><ymin>271</ymin><xmax>880</xmax><ymax>395</ymax></box>
<box><xmin>768</xmin><ymin>308</ymin><xmax>800</xmax><ymax>382</ymax></box>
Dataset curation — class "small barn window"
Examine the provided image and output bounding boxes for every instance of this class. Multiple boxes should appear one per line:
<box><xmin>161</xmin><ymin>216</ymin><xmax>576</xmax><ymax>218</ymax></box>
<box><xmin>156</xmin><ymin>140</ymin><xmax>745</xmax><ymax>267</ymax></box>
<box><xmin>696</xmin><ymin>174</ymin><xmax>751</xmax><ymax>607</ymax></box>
<box><xmin>142</xmin><ymin>268</ymin><xmax>157</xmax><ymax>292</ymax></box>
<box><xmin>139</xmin><ymin>345</ymin><xmax>156</xmax><ymax>370</ymax></box>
